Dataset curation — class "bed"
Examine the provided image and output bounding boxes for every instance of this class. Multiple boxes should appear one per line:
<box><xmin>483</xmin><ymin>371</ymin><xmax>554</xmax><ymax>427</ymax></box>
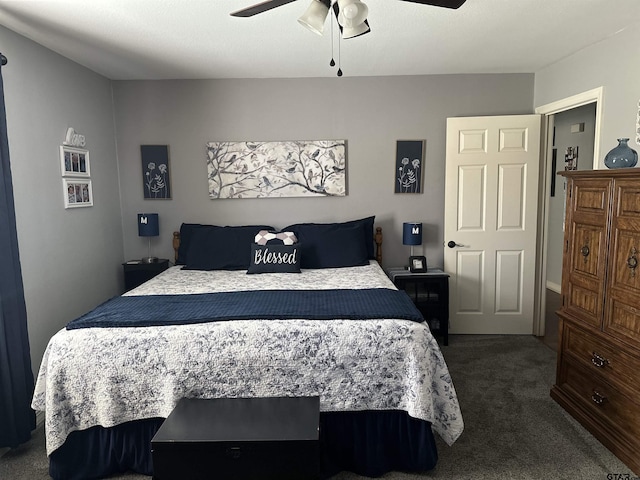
<box><xmin>31</xmin><ymin>217</ymin><xmax>463</xmax><ymax>479</ymax></box>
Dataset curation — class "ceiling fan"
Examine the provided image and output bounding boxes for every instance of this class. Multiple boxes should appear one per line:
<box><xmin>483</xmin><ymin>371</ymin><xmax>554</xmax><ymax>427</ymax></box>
<box><xmin>230</xmin><ymin>0</ymin><xmax>467</xmax><ymax>76</ymax></box>
<box><xmin>230</xmin><ymin>0</ymin><xmax>467</xmax><ymax>18</ymax></box>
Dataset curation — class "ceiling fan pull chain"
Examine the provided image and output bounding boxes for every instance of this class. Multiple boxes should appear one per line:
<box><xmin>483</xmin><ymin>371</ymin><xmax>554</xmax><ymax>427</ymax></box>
<box><xmin>337</xmin><ymin>25</ymin><xmax>343</xmax><ymax>77</ymax></box>
<box><xmin>329</xmin><ymin>7</ymin><xmax>336</xmax><ymax>67</ymax></box>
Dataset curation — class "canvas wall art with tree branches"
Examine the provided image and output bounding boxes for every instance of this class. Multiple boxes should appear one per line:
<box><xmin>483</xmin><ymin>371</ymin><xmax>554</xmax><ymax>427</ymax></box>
<box><xmin>206</xmin><ymin>140</ymin><xmax>346</xmax><ymax>199</ymax></box>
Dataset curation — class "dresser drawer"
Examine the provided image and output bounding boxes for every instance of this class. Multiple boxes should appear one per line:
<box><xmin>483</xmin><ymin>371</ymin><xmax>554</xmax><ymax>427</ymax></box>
<box><xmin>559</xmin><ymin>358</ymin><xmax>640</xmax><ymax>442</ymax></box>
<box><xmin>563</xmin><ymin>321</ymin><xmax>640</xmax><ymax>398</ymax></box>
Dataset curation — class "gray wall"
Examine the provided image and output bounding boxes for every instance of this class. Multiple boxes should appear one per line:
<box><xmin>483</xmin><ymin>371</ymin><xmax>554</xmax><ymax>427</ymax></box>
<box><xmin>534</xmin><ymin>22</ymin><xmax>640</xmax><ymax>167</ymax></box>
<box><xmin>546</xmin><ymin>104</ymin><xmax>596</xmax><ymax>291</ymax></box>
<box><xmin>534</xmin><ymin>22</ymin><xmax>640</xmax><ymax>299</ymax></box>
<box><xmin>113</xmin><ymin>75</ymin><xmax>534</xmax><ymax>269</ymax></box>
<box><xmin>0</xmin><ymin>25</ymin><xmax>123</xmax><ymax>374</ymax></box>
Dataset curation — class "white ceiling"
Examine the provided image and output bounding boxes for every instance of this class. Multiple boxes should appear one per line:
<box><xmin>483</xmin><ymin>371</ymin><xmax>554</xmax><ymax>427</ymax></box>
<box><xmin>0</xmin><ymin>0</ymin><xmax>639</xmax><ymax>80</ymax></box>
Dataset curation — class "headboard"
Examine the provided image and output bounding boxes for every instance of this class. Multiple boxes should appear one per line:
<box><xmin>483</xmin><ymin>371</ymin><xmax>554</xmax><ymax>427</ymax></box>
<box><xmin>172</xmin><ymin>226</ymin><xmax>384</xmax><ymax>265</ymax></box>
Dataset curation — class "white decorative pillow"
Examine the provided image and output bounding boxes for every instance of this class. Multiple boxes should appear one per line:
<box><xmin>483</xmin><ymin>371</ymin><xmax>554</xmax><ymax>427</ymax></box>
<box><xmin>254</xmin><ymin>230</ymin><xmax>298</xmax><ymax>246</ymax></box>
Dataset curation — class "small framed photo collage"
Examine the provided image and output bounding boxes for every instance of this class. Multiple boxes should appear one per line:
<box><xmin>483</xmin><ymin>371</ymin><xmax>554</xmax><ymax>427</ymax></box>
<box><xmin>60</xmin><ymin>145</ymin><xmax>93</xmax><ymax>208</ymax></box>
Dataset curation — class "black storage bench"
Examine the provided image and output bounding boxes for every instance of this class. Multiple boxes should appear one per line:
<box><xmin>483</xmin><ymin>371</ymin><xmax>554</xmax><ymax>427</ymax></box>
<box><xmin>151</xmin><ymin>396</ymin><xmax>320</xmax><ymax>480</ymax></box>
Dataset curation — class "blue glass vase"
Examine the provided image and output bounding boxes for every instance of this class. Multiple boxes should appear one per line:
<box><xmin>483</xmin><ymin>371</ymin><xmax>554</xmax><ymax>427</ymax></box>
<box><xmin>604</xmin><ymin>138</ymin><xmax>638</xmax><ymax>169</ymax></box>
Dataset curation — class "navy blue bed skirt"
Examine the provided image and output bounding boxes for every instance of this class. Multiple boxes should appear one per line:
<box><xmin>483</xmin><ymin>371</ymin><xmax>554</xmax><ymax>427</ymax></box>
<box><xmin>49</xmin><ymin>410</ymin><xmax>437</xmax><ymax>479</ymax></box>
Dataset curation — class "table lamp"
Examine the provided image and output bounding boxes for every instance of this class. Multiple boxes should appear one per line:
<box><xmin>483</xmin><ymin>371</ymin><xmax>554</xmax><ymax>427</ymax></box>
<box><xmin>403</xmin><ymin>222</ymin><xmax>426</xmax><ymax>272</ymax></box>
<box><xmin>403</xmin><ymin>222</ymin><xmax>422</xmax><ymax>255</ymax></box>
<box><xmin>138</xmin><ymin>213</ymin><xmax>159</xmax><ymax>263</ymax></box>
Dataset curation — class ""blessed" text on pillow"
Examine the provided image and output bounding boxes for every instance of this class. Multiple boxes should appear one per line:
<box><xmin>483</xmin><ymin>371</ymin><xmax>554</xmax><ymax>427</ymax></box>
<box><xmin>254</xmin><ymin>247</ymin><xmax>299</xmax><ymax>265</ymax></box>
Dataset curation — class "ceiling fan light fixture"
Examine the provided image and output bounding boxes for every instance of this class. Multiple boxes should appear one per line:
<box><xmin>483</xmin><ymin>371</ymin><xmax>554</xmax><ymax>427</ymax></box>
<box><xmin>298</xmin><ymin>0</ymin><xmax>331</xmax><ymax>35</ymax></box>
<box><xmin>336</xmin><ymin>0</ymin><xmax>368</xmax><ymax>28</ymax></box>
<box><xmin>341</xmin><ymin>21</ymin><xmax>370</xmax><ymax>39</ymax></box>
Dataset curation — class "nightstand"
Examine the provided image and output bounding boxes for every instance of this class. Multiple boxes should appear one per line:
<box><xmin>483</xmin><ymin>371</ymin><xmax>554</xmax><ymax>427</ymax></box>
<box><xmin>386</xmin><ymin>267</ymin><xmax>449</xmax><ymax>346</ymax></box>
<box><xmin>122</xmin><ymin>259</ymin><xmax>169</xmax><ymax>291</ymax></box>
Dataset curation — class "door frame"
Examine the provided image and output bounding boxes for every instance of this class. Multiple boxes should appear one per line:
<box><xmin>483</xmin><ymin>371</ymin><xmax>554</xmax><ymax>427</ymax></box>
<box><xmin>532</xmin><ymin>86</ymin><xmax>604</xmax><ymax>336</ymax></box>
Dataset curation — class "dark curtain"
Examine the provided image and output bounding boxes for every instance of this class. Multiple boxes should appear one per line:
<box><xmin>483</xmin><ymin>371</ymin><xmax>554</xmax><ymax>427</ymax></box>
<box><xmin>0</xmin><ymin>52</ymin><xmax>36</xmax><ymax>448</ymax></box>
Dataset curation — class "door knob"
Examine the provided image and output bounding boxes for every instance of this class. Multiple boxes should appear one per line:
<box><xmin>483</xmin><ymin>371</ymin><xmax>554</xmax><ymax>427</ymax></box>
<box><xmin>447</xmin><ymin>241</ymin><xmax>462</xmax><ymax>248</ymax></box>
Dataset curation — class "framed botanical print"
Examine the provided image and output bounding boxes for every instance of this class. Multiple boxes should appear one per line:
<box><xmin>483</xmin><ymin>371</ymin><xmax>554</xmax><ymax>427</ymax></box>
<box><xmin>141</xmin><ymin>145</ymin><xmax>171</xmax><ymax>199</ymax></box>
<box><xmin>395</xmin><ymin>140</ymin><xmax>425</xmax><ymax>193</ymax></box>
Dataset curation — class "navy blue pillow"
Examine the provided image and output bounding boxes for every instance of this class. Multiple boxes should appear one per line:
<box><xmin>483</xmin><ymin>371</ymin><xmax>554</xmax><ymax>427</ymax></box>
<box><xmin>176</xmin><ymin>223</ymin><xmax>206</xmax><ymax>265</ymax></box>
<box><xmin>247</xmin><ymin>244</ymin><xmax>302</xmax><ymax>274</ymax></box>
<box><xmin>183</xmin><ymin>225</ymin><xmax>274</xmax><ymax>271</ymax></box>
<box><xmin>285</xmin><ymin>216</ymin><xmax>375</xmax><ymax>261</ymax></box>
<box><xmin>344</xmin><ymin>216</ymin><xmax>375</xmax><ymax>260</ymax></box>
<box><xmin>284</xmin><ymin>221</ymin><xmax>370</xmax><ymax>269</ymax></box>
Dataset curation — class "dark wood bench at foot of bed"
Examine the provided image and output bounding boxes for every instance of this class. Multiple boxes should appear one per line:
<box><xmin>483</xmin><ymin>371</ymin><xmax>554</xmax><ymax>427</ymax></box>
<box><xmin>151</xmin><ymin>396</ymin><xmax>320</xmax><ymax>480</ymax></box>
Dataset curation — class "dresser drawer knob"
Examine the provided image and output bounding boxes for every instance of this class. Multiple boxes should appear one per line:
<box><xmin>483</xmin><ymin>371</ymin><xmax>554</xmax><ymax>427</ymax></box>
<box><xmin>590</xmin><ymin>352</ymin><xmax>609</xmax><ymax>368</ymax></box>
<box><xmin>581</xmin><ymin>245</ymin><xmax>590</xmax><ymax>263</ymax></box>
<box><xmin>591</xmin><ymin>390</ymin><xmax>607</xmax><ymax>406</ymax></box>
<box><xmin>628</xmin><ymin>247</ymin><xmax>638</xmax><ymax>277</ymax></box>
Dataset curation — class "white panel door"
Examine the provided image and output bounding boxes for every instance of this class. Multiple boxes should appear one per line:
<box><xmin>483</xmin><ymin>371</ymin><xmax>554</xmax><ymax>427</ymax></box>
<box><xmin>444</xmin><ymin>115</ymin><xmax>542</xmax><ymax>334</ymax></box>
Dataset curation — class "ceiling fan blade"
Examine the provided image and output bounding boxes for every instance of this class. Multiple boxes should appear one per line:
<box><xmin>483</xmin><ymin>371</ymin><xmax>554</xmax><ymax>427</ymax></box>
<box><xmin>230</xmin><ymin>0</ymin><xmax>298</xmax><ymax>17</ymax></box>
<box><xmin>400</xmin><ymin>0</ymin><xmax>467</xmax><ymax>9</ymax></box>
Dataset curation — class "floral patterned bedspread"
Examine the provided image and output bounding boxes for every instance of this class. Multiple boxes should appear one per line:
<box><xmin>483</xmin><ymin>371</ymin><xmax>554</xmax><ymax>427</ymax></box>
<box><xmin>31</xmin><ymin>262</ymin><xmax>463</xmax><ymax>455</ymax></box>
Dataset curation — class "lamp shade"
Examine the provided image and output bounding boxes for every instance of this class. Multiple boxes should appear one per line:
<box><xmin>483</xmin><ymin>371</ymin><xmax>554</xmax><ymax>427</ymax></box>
<box><xmin>341</xmin><ymin>21</ymin><xmax>370</xmax><ymax>38</ymax></box>
<box><xmin>138</xmin><ymin>213</ymin><xmax>159</xmax><ymax>237</ymax></box>
<box><xmin>403</xmin><ymin>222</ymin><xmax>422</xmax><ymax>246</ymax></box>
<box><xmin>298</xmin><ymin>0</ymin><xmax>331</xmax><ymax>35</ymax></box>
<box><xmin>337</xmin><ymin>0</ymin><xmax>368</xmax><ymax>28</ymax></box>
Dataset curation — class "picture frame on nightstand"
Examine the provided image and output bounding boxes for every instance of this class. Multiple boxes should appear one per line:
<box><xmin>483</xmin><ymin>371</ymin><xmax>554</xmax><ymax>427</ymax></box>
<box><xmin>409</xmin><ymin>255</ymin><xmax>427</xmax><ymax>273</ymax></box>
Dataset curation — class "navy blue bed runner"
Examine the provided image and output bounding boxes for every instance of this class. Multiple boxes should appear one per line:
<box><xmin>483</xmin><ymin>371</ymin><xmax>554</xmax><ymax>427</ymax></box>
<box><xmin>66</xmin><ymin>288</ymin><xmax>424</xmax><ymax>329</ymax></box>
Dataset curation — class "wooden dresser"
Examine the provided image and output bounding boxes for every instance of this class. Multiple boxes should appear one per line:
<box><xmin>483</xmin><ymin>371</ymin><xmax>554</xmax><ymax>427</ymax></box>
<box><xmin>551</xmin><ymin>168</ymin><xmax>640</xmax><ymax>473</ymax></box>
